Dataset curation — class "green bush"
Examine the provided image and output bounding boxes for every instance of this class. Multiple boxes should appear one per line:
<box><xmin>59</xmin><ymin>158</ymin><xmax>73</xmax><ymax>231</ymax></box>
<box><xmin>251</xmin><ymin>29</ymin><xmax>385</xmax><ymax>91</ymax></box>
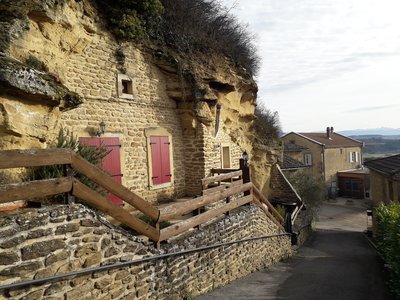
<box><xmin>27</xmin><ymin>128</ymin><xmax>110</xmax><ymax>203</ymax></box>
<box><xmin>95</xmin><ymin>0</ymin><xmax>163</xmax><ymax>41</ymax></box>
<box><xmin>285</xmin><ymin>170</ymin><xmax>326</xmax><ymax>219</ymax></box>
<box><xmin>375</xmin><ymin>202</ymin><xmax>400</xmax><ymax>297</ymax></box>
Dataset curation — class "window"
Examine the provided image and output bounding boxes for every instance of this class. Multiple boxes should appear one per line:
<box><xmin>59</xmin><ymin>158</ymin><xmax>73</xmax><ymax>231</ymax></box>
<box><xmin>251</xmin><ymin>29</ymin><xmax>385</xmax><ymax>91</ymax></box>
<box><xmin>304</xmin><ymin>153</ymin><xmax>312</xmax><ymax>166</ymax></box>
<box><xmin>221</xmin><ymin>146</ymin><xmax>231</xmax><ymax>168</ymax></box>
<box><xmin>122</xmin><ymin>79</ymin><xmax>132</xmax><ymax>94</ymax></box>
<box><xmin>117</xmin><ymin>74</ymin><xmax>134</xmax><ymax>99</ymax></box>
<box><xmin>349</xmin><ymin>151</ymin><xmax>359</xmax><ymax>163</ymax></box>
<box><xmin>145</xmin><ymin>128</ymin><xmax>173</xmax><ymax>189</ymax></box>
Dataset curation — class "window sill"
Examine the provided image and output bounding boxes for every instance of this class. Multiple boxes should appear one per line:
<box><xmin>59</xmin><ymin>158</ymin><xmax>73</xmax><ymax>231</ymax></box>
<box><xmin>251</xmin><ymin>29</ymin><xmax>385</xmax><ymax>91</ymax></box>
<box><xmin>119</xmin><ymin>93</ymin><xmax>134</xmax><ymax>100</ymax></box>
<box><xmin>149</xmin><ymin>182</ymin><xmax>173</xmax><ymax>190</ymax></box>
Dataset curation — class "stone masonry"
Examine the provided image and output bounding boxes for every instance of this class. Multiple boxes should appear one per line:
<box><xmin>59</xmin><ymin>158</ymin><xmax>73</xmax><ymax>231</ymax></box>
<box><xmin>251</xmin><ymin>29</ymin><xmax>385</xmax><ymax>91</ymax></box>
<box><xmin>0</xmin><ymin>204</ymin><xmax>292</xmax><ymax>299</ymax></box>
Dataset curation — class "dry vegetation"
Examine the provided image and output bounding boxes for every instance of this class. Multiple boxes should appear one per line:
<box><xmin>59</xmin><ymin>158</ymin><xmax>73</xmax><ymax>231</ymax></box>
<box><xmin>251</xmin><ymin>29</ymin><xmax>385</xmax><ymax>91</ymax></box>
<box><xmin>95</xmin><ymin>0</ymin><xmax>260</xmax><ymax>75</ymax></box>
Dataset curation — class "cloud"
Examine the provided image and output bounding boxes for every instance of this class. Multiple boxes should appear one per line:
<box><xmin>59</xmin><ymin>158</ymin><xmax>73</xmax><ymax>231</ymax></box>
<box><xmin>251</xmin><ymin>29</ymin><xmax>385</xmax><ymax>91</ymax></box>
<box><xmin>221</xmin><ymin>0</ymin><xmax>400</xmax><ymax>131</ymax></box>
<box><xmin>346</xmin><ymin>104</ymin><xmax>399</xmax><ymax>113</ymax></box>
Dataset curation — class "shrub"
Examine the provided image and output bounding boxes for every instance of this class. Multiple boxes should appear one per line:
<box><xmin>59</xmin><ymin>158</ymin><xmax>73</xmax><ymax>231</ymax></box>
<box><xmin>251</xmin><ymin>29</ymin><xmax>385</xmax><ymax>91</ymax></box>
<box><xmin>95</xmin><ymin>0</ymin><xmax>260</xmax><ymax>75</ymax></box>
<box><xmin>253</xmin><ymin>103</ymin><xmax>282</xmax><ymax>145</ymax></box>
<box><xmin>95</xmin><ymin>0</ymin><xmax>163</xmax><ymax>41</ymax></box>
<box><xmin>375</xmin><ymin>202</ymin><xmax>400</xmax><ymax>297</ymax></box>
<box><xmin>159</xmin><ymin>0</ymin><xmax>260</xmax><ymax>75</ymax></box>
<box><xmin>276</xmin><ymin>204</ymin><xmax>286</xmax><ymax>219</ymax></box>
<box><xmin>285</xmin><ymin>170</ymin><xmax>326</xmax><ymax>219</ymax></box>
<box><xmin>27</xmin><ymin>128</ymin><xmax>110</xmax><ymax>203</ymax></box>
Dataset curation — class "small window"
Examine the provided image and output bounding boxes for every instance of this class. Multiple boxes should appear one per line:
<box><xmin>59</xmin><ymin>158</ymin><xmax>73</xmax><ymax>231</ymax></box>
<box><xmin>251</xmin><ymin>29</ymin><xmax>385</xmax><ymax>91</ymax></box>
<box><xmin>350</xmin><ymin>152</ymin><xmax>359</xmax><ymax>163</ymax></box>
<box><xmin>304</xmin><ymin>153</ymin><xmax>312</xmax><ymax>166</ymax></box>
<box><xmin>122</xmin><ymin>80</ymin><xmax>132</xmax><ymax>94</ymax></box>
<box><xmin>117</xmin><ymin>74</ymin><xmax>134</xmax><ymax>99</ymax></box>
<box><xmin>222</xmin><ymin>146</ymin><xmax>231</xmax><ymax>168</ymax></box>
<box><xmin>340</xmin><ymin>148</ymin><xmax>343</xmax><ymax>155</ymax></box>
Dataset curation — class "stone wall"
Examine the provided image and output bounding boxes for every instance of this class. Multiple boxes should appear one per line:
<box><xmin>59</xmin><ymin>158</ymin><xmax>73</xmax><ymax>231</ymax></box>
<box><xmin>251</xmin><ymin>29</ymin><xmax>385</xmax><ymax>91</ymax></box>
<box><xmin>1</xmin><ymin>0</ymin><xmax>262</xmax><ymax>203</ymax></box>
<box><xmin>0</xmin><ymin>204</ymin><xmax>292</xmax><ymax>299</ymax></box>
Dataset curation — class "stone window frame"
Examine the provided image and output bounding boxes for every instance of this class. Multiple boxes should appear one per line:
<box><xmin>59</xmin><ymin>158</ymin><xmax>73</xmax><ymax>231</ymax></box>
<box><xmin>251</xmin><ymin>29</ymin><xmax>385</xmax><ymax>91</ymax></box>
<box><xmin>117</xmin><ymin>74</ymin><xmax>134</xmax><ymax>100</ymax></box>
<box><xmin>220</xmin><ymin>143</ymin><xmax>231</xmax><ymax>169</ymax></box>
<box><xmin>145</xmin><ymin>127</ymin><xmax>174</xmax><ymax>190</ymax></box>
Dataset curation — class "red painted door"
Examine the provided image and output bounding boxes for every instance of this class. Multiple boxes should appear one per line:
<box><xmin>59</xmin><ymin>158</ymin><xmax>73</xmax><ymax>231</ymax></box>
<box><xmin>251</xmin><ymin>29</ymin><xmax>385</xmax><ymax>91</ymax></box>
<box><xmin>79</xmin><ymin>137</ymin><xmax>123</xmax><ymax>206</ymax></box>
<box><xmin>150</xmin><ymin>136</ymin><xmax>171</xmax><ymax>185</ymax></box>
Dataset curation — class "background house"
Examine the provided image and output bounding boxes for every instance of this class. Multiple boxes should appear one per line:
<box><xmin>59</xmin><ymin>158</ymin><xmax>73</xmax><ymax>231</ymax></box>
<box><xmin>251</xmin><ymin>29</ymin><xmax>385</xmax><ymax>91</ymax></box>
<box><xmin>281</xmin><ymin>141</ymin><xmax>312</xmax><ymax>173</ymax></box>
<box><xmin>282</xmin><ymin>127</ymin><xmax>366</xmax><ymax>197</ymax></box>
<box><xmin>365</xmin><ymin>154</ymin><xmax>400</xmax><ymax>205</ymax></box>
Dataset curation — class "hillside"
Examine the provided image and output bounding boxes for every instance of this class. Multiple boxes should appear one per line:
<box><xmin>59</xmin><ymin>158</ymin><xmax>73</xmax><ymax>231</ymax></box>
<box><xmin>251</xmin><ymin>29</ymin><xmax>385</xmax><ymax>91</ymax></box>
<box><xmin>350</xmin><ymin>135</ymin><xmax>400</xmax><ymax>155</ymax></box>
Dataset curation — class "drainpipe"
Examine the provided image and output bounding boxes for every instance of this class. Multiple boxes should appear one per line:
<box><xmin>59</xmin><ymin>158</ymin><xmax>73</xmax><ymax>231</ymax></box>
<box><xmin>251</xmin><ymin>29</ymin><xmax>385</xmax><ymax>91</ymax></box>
<box><xmin>215</xmin><ymin>103</ymin><xmax>222</xmax><ymax>137</ymax></box>
<box><xmin>321</xmin><ymin>145</ymin><xmax>326</xmax><ymax>182</ymax></box>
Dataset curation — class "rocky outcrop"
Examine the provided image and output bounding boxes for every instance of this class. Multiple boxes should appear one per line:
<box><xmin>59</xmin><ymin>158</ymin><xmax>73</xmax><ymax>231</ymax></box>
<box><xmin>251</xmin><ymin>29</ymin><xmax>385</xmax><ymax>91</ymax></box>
<box><xmin>0</xmin><ymin>55</ymin><xmax>82</xmax><ymax>109</ymax></box>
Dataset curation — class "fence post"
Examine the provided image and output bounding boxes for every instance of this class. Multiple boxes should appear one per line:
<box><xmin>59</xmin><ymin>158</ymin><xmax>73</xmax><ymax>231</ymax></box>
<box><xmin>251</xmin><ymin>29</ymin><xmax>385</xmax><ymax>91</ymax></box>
<box><xmin>64</xmin><ymin>164</ymin><xmax>75</xmax><ymax>205</ymax></box>
<box><xmin>239</xmin><ymin>159</ymin><xmax>250</xmax><ymax>196</ymax></box>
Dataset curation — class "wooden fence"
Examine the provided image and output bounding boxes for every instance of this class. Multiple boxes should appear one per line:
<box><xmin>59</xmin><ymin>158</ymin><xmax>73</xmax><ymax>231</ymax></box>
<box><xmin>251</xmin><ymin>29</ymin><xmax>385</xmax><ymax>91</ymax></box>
<box><xmin>0</xmin><ymin>149</ymin><xmax>285</xmax><ymax>247</ymax></box>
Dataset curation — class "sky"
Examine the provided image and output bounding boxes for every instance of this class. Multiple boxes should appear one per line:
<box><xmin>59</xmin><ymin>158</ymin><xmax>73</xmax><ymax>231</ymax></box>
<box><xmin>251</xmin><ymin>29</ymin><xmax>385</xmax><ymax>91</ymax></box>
<box><xmin>220</xmin><ymin>0</ymin><xmax>400</xmax><ymax>132</ymax></box>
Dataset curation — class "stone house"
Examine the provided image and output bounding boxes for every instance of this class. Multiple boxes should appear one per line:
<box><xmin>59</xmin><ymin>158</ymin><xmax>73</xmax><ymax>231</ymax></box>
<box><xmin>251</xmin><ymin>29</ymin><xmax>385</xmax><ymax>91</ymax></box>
<box><xmin>282</xmin><ymin>127</ymin><xmax>365</xmax><ymax>197</ymax></box>
<box><xmin>281</xmin><ymin>142</ymin><xmax>311</xmax><ymax>173</ymax></box>
<box><xmin>365</xmin><ymin>154</ymin><xmax>400</xmax><ymax>205</ymax></box>
<box><xmin>0</xmin><ymin>0</ymin><xmax>260</xmax><ymax>208</ymax></box>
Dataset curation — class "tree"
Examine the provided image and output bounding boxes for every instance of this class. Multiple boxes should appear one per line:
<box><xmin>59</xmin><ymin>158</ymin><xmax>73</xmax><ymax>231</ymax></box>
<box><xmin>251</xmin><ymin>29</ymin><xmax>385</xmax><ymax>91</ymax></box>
<box><xmin>286</xmin><ymin>170</ymin><xmax>326</xmax><ymax>219</ymax></box>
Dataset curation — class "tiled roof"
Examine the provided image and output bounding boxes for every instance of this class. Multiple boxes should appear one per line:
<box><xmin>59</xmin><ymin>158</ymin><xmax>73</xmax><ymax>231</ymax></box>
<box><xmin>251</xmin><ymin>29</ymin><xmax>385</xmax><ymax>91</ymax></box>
<box><xmin>297</xmin><ymin>132</ymin><xmax>363</xmax><ymax>148</ymax></box>
<box><xmin>364</xmin><ymin>154</ymin><xmax>400</xmax><ymax>179</ymax></box>
<box><xmin>284</xmin><ymin>142</ymin><xmax>308</xmax><ymax>152</ymax></box>
<box><xmin>281</xmin><ymin>154</ymin><xmax>308</xmax><ymax>170</ymax></box>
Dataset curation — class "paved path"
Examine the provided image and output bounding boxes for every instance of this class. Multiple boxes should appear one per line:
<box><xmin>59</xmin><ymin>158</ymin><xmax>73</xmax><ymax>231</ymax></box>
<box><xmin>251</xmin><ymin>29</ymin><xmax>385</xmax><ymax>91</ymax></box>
<box><xmin>197</xmin><ymin>199</ymin><xmax>391</xmax><ymax>300</ymax></box>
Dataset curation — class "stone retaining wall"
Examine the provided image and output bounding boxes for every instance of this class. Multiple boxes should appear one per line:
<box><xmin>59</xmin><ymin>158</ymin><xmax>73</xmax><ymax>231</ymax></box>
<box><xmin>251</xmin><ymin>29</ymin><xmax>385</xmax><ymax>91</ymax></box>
<box><xmin>0</xmin><ymin>204</ymin><xmax>291</xmax><ymax>299</ymax></box>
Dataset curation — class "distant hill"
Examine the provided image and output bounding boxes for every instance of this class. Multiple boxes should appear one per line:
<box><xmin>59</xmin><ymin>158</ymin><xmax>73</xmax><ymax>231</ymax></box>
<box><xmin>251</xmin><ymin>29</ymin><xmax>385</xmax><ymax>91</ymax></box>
<box><xmin>338</xmin><ymin>127</ymin><xmax>400</xmax><ymax>136</ymax></box>
<box><xmin>347</xmin><ymin>135</ymin><xmax>400</xmax><ymax>155</ymax></box>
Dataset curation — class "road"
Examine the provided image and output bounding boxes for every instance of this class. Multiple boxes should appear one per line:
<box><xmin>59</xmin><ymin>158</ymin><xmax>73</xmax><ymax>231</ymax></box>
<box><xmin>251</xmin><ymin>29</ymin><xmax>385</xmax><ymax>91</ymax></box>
<box><xmin>197</xmin><ymin>198</ymin><xmax>392</xmax><ymax>300</ymax></box>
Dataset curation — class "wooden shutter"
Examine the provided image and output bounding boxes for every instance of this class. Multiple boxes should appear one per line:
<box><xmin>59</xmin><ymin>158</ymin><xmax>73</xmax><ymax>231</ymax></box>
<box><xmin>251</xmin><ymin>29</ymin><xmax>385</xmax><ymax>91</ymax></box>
<box><xmin>150</xmin><ymin>136</ymin><xmax>163</xmax><ymax>185</ymax></box>
<box><xmin>79</xmin><ymin>137</ymin><xmax>123</xmax><ymax>206</ymax></box>
<box><xmin>160</xmin><ymin>136</ymin><xmax>171</xmax><ymax>184</ymax></box>
<box><xmin>150</xmin><ymin>136</ymin><xmax>171</xmax><ymax>185</ymax></box>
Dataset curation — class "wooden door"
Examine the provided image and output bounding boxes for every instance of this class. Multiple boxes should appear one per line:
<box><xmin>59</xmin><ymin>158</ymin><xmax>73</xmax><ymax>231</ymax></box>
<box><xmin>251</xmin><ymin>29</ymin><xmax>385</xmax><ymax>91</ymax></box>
<box><xmin>79</xmin><ymin>137</ymin><xmax>123</xmax><ymax>205</ymax></box>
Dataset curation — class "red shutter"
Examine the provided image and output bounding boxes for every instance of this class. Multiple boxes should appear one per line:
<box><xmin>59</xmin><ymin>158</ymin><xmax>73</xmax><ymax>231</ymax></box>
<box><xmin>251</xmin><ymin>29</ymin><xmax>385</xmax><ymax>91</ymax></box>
<box><xmin>150</xmin><ymin>136</ymin><xmax>171</xmax><ymax>185</ymax></box>
<box><xmin>160</xmin><ymin>136</ymin><xmax>171</xmax><ymax>184</ymax></box>
<box><xmin>150</xmin><ymin>136</ymin><xmax>163</xmax><ymax>185</ymax></box>
<box><xmin>79</xmin><ymin>137</ymin><xmax>123</xmax><ymax>206</ymax></box>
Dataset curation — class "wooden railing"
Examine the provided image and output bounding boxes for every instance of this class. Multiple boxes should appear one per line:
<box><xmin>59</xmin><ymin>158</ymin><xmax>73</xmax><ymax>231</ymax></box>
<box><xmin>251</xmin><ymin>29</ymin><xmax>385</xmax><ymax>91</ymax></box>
<box><xmin>0</xmin><ymin>149</ymin><xmax>285</xmax><ymax>246</ymax></box>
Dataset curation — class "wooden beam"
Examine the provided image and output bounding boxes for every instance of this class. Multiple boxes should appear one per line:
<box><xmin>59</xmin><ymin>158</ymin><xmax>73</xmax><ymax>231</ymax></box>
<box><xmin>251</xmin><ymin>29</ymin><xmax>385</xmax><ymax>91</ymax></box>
<box><xmin>0</xmin><ymin>177</ymin><xmax>72</xmax><ymax>203</ymax></box>
<box><xmin>159</xmin><ymin>182</ymin><xmax>253</xmax><ymax>222</ymax></box>
<box><xmin>71</xmin><ymin>154</ymin><xmax>159</xmax><ymax>221</ymax></box>
<box><xmin>72</xmin><ymin>180</ymin><xmax>159</xmax><ymax>241</ymax></box>
<box><xmin>202</xmin><ymin>184</ymin><xmax>226</xmax><ymax>196</ymax></box>
<box><xmin>201</xmin><ymin>170</ymin><xmax>243</xmax><ymax>187</ymax></box>
<box><xmin>252</xmin><ymin>195</ymin><xmax>285</xmax><ymax>232</ymax></box>
<box><xmin>159</xmin><ymin>194</ymin><xmax>253</xmax><ymax>241</ymax></box>
<box><xmin>0</xmin><ymin>149</ymin><xmax>72</xmax><ymax>169</ymax></box>
<box><xmin>252</xmin><ymin>185</ymin><xmax>284</xmax><ymax>224</ymax></box>
<box><xmin>211</xmin><ymin>168</ymin><xmax>240</xmax><ymax>174</ymax></box>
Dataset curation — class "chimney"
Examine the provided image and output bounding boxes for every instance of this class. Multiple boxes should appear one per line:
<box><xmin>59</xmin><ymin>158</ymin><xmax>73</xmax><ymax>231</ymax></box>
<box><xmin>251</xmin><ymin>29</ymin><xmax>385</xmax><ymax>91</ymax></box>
<box><xmin>326</xmin><ymin>127</ymin><xmax>330</xmax><ymax>139</ymax></box>
<box><xmin>330</xmin><ymin>126</ymin><xmax>334</xmax><ymax>134</ymax></box>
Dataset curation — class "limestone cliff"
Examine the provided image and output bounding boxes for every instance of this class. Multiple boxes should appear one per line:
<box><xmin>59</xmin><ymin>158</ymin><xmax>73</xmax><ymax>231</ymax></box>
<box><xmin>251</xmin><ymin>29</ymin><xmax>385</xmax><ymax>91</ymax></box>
<box><xmin>0</xmin><ymin>0</ymin><xmax>277</xmax><ymax>193</ymax></box>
